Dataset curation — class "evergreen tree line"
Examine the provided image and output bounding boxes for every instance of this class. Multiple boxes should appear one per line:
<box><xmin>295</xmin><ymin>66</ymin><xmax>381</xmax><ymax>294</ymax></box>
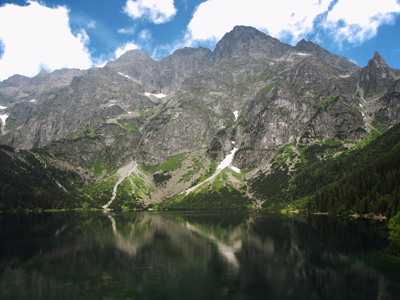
<box><xmin>306</xmin><ymin>144</ymin><xmax>400</xmax><ymax>217</ymax></box>
<box><xmin>254</xmin><ymin>122</ymin><xmax>400</xmax><ymax>218</ymax></box>
<box><xmin>289</xmin><ymin>123</ymin><xmax>400</xmax><ymax>217</ymax></box>
<box><xmin>0</xmin><ymin>146</ymin><xmax>86</xmax><ymax>211</ymax></box>
<box><xmin>292</xmin><ymin>122</ymin><xmax>400</xmax><ymax>198</ymax></box>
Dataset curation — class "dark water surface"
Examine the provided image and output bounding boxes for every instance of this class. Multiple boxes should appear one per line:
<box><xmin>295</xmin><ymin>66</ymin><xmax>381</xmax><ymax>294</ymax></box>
<box><xmin>0</xmin><ymin>211</ymin><xmax>399</xmax><ymax>300</ymax></box>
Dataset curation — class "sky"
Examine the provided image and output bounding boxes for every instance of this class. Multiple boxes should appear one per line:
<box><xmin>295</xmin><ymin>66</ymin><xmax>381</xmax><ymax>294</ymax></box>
<box><xmin>0</xmin><ymin>0</ymin><xmax>399</xmax><ymax>81</ymax></box>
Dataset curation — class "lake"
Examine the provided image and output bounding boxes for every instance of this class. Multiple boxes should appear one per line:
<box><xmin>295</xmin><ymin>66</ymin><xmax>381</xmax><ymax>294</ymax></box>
<box><xmin>0</xmin><ymin>211</ymin><xmax>399</xmax><ymax>300</ymax></box>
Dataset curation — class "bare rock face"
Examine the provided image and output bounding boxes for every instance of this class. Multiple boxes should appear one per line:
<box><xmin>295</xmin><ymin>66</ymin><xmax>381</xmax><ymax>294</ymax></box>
<box><xmin>359</xmin><ymin>51</ymin><xmax>400</xmax><ymax>100</ymax></box>
<box><xmin>357</xmin><ymin>52</ymin><xmax>400</xmax><ymax>127</ymax></box>
<box><xmin>375</xmin><ymin>90</ymin><xmax>400</xmax><ymax>126</ymax></box>
<box><xmin>0</xmin><ymin>26</ymin><xmax>399</xmax><ymax>170</ymax></box>
<box><xmin>0</xmin><ymin>69</ymin><xmax>87</xmax><ymax>105</ymax></box>
<box><xmin>45</xmin><ymin>123</ymin><xmax>141</xmax><ymax>172</ymax></box>
<box><xmin>105</xmin><ymin>46</ymin><xmax>211</xmax><ymax>95</ymax></box>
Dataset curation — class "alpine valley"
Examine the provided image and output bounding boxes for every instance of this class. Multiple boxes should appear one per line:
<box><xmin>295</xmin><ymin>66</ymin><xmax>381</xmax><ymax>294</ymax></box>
<box><xmin>1</xmin><ymin>26</ymin><xmax>400</xmax><ymax>220</ymax></box>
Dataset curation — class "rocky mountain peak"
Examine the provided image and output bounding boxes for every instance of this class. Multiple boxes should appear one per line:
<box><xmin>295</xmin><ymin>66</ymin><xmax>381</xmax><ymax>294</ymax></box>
<box><xmin>1</xmin><ymin>74</ymin><xmax>31</xmax><ymax>88</ymax></box>
<box><xmin>224</xmin><ymin>25</ymin><xmax>268</xmax><ymax>39</ymax></box>
<box><xmin>295</xmin><ymin>38</ymin><xmax>359</xmax><ymax>74</ymax></box>
<box><xmin>107</xmin><ymin>49</ymin><xmax>154</xmax><ymax>67</ymax></box>
<box><xmin>370</xmin><ymin>51</ymin><xmax>389</xmax><ymax>69</ymax></box>
<box><xmin>212</xmin><ymin>25</ymin><xmax>292</xmax><ymax>60</ymax></box>
<box><xmin>295</xmin><ymin>38</ymin><xmax>338</xmax><ymax>59</ymax></box>
<box><xmin>359</xmin><ymin>51</ymin><xmax>396</xmax><ymax>99</ymax></box>
<box><xmin>36</xmin><ymin>70</ymin><xmax>49</xmax><ymax>77</ymax></box>
<box><xmin>167</xmin><ymin>46</ymin><xmax>211</xmax><ymax>58</ymax></box>
<box><xmin>295</xmin><ymin>39</ymin><xmax>320</xmax><ymax>53</ymax></box>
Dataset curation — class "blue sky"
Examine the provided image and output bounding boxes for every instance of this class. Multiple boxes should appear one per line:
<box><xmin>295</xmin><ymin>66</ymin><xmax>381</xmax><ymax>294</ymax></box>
<box><xmin>0</xmin><ymin>0</ymin><xmax>399</xmax><ymax>81</ymax></box>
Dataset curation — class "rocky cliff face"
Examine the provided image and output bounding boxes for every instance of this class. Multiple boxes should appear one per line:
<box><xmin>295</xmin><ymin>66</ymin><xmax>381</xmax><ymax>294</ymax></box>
<box><xmin>0</xmin><ymin>69</ymin><xmax>88</xmax><ymax>105</ymax></box>
<box><xmin>132</xmin><ymin>25</ymin><xmax>368</xmax><ymax>166</ymax></box>
<box><xmin>105</xmin><ymin>46</ymin><xmax>211</xmax><ymax>95</ymax></box>
<box><xmin>1</xmin><ymin>26</ymin><xmax>400</xmax><ymax>204</ymax></box>
<box><xmin>358</xmin><ymin>51</ymin><xmax>400</xmax><ymax>127</ymax></box>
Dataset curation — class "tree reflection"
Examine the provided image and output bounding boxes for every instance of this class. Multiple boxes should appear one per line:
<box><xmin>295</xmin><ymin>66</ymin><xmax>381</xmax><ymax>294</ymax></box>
<box><xmin>0</xmin><ymin>211</ymin><xmax>398</xmax><ymax>300</ymax></box>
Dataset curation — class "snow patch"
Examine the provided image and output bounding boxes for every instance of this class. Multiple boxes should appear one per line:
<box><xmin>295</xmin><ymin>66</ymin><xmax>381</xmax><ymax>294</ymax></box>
<box><xmin>182</xmin><ymin>147</ymin><xmax>239</xmax><ymax>195</ymax></box>
<box><xmin>218</xmin><ymin>147</ymin><xmax>238</xmax><ymax>170</ymax></box>
<box><xmin>0</xmin><ymin>114</ymin><xmax>9</xmax><ymax>126</ymax></box>
<box><xmin>128</xmin><ymin>111</ymin><xmax>131</xmax><ymax>114</ymax></box>
<box><xmin>144</xmin><ymin>92</ymin><xmax>167</xmax><ymax>99</ymax></box>
<box><xmin>117</xmin><ymin>72</ymin><xmax>142</xmax><ymax>84</ymax></box>
<box><xmin>233</xmin><ymin>111</ymin><xmax>239</xmax><ymax>121</ymax></box>
<box><xmin>231</xmin><ymin>141</ymin><xmax>235</xmax><ymax>144</ymax></box>
<box><xmin>296</xmin><ymin>52</ymin><xmax>309</xmax><ymax>56</ymax></box>
<box><xmin>0</xmin><ymin>106</ymin><xmax>7</xmax><ymax>109</ymax></box>
<box><xmin>29</xmin><ymin>99</ymin><xmax>36</xmax><ymax>102</ymax></box>
<box><xmin>118</xmin><ymin>72</ymin><xmax>133</xmax><ymax>80</ymax></box>
<box><xmin>230</xmin><ymin>166</ymin><xmax>241</xmax><ymax>173</ymax></box>
<box><xmin>339</xmin><ymin>74</ymin><xmax>351</xmax><ymax>78</ymax></box>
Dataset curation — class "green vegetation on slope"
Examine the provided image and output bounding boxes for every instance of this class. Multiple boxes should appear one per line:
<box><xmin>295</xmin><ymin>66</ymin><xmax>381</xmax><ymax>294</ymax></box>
<box><xmin>81</xmin><ymin>175</ymin><xmax>117</xmax><ymax>208</ymax></box>
<box><xmin>160</xmin><ymin>184</ymin><xmax>251</xmax><ymax>210</ymax></box>
<box><xmin>0</xmin><ymin>146</ymin><xmax>93</xmax><ymax>211</ymax></box>
<box><xmin>251</xmin><ymin>123</ymin><xmax>400</xmax><ymax>221</ymax></box>
<box><xmin>117</xmin><ymin>118</ymin><xmax>138</xmax><ymax>132</ymax></box>
<box><xmin>160</xmin><ymin>168</ymin><xmax>250</xmax><ymax>210</ymax></box>
<box><xmin>140</xmin><ymin>152</ymin><xmax>188</xmax><ymax>174</ymax></box>
<box><xmin>389</xmin><ymin>212</ymin><xmax>400</xmax><ymax>255</ymax></box>
<box><xmin>108</xmin><ymin>178</ymin><xmax>145</xmax><ymax>211</ymax></box>
<box><xmin>189</xmin><ymin>160</ymin><xmax>218</xmax><ymax>188</ymax></box>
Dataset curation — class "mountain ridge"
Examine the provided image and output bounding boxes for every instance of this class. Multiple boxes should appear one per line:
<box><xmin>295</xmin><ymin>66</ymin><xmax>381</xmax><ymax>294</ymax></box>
<box><xmin>0</xmin><ymin>25</ymin><xmax>400</xmax><ymax>213</ymax></box>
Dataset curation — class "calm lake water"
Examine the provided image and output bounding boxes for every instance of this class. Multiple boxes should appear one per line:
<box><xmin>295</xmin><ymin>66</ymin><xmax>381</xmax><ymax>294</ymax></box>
<box><xmin>0</xmin><ymin>211</ymin><xmax>399</xmax><ymax>300</ymax></box>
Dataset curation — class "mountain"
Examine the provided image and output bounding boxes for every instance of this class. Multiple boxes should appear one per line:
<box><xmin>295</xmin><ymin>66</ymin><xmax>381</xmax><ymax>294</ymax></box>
<box><xmin>0</xmin><ymin>25</ymin><xmax>400</xmax><ymax>214</ymax></box>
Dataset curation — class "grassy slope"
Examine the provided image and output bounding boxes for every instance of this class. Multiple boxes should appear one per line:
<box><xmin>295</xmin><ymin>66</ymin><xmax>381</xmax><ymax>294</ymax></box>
<box><xmin>159</xmin><ymin>168</ymin><xmax>251</xmax><ymax>210</ymax></box>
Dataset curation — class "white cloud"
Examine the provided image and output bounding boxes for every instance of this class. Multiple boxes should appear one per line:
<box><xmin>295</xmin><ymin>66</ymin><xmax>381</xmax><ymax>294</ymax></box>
<box><xmin>184</xmin><ymin>0</ymin><xmax>400</xmax><ymax>48</ymax></box>
<box><xmin>118</xmin><ymin>26</ymin><xmax>136</xmax><ymax>34</ymax></box>
<box><xmin>324</xmin><ymin>0</ymin><xmax>400</xmax><ymax>44</ymax></box>
<box><xmin>135</xmin><ymin>29</ymin><xmax>153</xmax><ymax>56</ymax></box>
<box><xmin>186</xmin><ymin>0</ymin><xmax>331</xmax><ymax>44</ymax></box>
<box><xmin>123</xmin><ymin>0</ymin><xmax>177</xmax><ymax>24</ymax></box>
<box><xmin>0</xmin><ymin>1</ymin><xmax>92</xmax><ymax>81</ymax></box>
<box><xmin>138</xmin><ymin>29</ymin><xmax>152</xmax><ymax>40</ymax></box>
<box><xmin>114</xmin><ymin>41</ymin><xmax>139</xmax><ymax>59</ymax></box>
<box><xmin>87</xmin><ymin>20</ymin><xmax>96</xmax><ymax>29</ymax></box>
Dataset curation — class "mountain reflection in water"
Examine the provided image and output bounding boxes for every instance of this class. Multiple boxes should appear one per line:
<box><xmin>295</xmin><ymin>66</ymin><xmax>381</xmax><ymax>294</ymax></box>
<box><xmin>0</xmin><ymin>211</ymin><xmax>398</xmax><ymax>300</ymax></box>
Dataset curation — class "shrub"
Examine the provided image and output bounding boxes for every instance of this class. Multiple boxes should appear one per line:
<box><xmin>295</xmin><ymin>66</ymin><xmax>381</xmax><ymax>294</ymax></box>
<box><xmin>388</xmin><ymin>212</ymin><xmax>400</xmax><ymax>256</ymax></box>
